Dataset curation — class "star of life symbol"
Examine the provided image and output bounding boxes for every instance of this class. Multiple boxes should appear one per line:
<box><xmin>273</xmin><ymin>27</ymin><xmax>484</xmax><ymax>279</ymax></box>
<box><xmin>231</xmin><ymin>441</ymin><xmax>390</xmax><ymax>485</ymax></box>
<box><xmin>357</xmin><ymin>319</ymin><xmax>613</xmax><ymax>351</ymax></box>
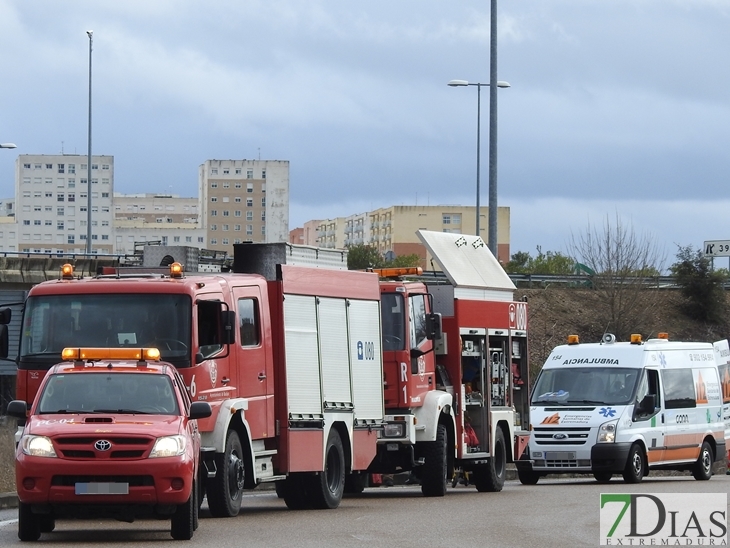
<box><xmin>599</xmin><ymin>407</ymin><xmax>616</xmax><ymax>418</ymax></box>
<box><xmin>658</xmin><ymin>352</ymin><xmax>667</xmax><ymax>368</ymax></box>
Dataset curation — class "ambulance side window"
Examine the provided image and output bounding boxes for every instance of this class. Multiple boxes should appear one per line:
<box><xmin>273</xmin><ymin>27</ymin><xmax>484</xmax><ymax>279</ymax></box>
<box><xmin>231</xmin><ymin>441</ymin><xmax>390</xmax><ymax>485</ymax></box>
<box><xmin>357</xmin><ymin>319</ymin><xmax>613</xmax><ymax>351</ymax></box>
<box><xmin>661</xmin><ymin>368</ymin><xmax>696</xmax><ymax>409</ymax></box>
<box><xmin>635</xmin><ymin>369</ymin><xmax>660</xmax><ymax>419</ymax></box>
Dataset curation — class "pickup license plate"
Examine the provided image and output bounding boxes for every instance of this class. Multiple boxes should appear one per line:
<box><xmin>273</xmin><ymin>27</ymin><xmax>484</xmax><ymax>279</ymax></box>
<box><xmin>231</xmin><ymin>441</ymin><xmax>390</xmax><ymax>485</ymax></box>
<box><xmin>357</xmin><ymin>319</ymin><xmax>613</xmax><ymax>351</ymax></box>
<box><xmin>75</xmin><ymin>482</ymin><xmax>129</xmax><ymax>495</ymax></box>
<box><xmin>545</xmin><ymin>451</ymin><xmax>575</xmax><ymax>460</ymax></box>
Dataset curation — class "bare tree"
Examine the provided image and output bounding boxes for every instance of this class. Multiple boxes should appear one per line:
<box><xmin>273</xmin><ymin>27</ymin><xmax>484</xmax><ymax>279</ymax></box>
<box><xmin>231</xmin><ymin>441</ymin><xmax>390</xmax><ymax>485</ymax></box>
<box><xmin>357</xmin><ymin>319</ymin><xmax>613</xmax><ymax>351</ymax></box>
<box><xmin>569</xmin><ymin>213</ymin><xmax>666</xmax><ymax>340</ymax></box>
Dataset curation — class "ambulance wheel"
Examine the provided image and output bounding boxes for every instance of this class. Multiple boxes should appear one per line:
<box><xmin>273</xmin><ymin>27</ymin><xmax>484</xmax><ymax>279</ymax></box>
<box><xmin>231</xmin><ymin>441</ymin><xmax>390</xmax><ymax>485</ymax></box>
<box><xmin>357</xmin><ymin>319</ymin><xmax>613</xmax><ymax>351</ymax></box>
<box><xmin>170</xmin><ymin>481</ymin><xmax>196</xmax><ymax>540</ymax></box>
<box><xmin>593</xmin><ymin>472</ymin><xmax>612</xmax><ymax>483</ymax></box>
<box><xmin>207</xmin><ymin>430</ymin><xmax>245</xmax><ymax>517</ymax></box>
<box><xmin>622</xmin><ymin>444</ymin><xmax>645</xmax><ymax>483</ymax></box>
<box><xmin>517</xmin><ymin>468</ymin><xmax>540</xmax><ymax>485</ymax></box>
<box><xmin>18</xmin><ymin>502</ymin><xmax>41</xmax><ymax>541</ymax></box>
<box><xmin>282</xmin><ymin>474</ymin><xmax>311</xmax><ymax>510</ymax></box>
<box><xmin>474</xmin><ymin>427</ymin><xmax>506</xmax><ymax>492</ymax></box>
<box><xmin>421</xmin><ymin>424</ymin><xmax>448</xmax><ymax>497</ymax></box>
<box><xmin>309</xmin><ymin>429</ymin><xmax>345</xmax><ymax>509</ymax></box>
<box><xmin>692</xmin><ymin>441</ymin><xmax>713</xmax><ymax>481</ymax></box>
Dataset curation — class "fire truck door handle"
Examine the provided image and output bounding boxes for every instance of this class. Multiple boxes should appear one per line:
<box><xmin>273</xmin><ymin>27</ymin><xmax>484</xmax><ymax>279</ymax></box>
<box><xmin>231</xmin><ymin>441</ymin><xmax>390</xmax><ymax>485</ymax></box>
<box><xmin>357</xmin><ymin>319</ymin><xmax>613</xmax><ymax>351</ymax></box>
<box><xmin>258</xmin><ymin>372</ymin><xmax>267</xmax><ymax>381</ymax></box>
<box><xmin>221</xmin><ymin>377</ymin><xmax>230</xmax><ymax>385</ymax></box>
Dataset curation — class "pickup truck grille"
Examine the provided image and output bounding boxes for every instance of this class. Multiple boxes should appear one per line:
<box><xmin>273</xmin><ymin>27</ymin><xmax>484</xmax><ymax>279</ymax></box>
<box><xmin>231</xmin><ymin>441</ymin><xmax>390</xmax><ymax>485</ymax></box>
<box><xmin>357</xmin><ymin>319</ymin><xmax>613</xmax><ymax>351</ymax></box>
<box><xmin>53</xmin><ymin>436</ymin><xmax>154</xmax><ymax>459</ymax></box>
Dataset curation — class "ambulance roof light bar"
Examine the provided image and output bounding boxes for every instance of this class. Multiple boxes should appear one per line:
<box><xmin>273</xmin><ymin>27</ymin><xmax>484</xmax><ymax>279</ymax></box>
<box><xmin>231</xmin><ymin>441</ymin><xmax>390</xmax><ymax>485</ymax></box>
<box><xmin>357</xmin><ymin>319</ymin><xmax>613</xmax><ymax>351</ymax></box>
<box><xmin>371</xmin><ymin>267</ymin><xmax>423</xmax><ymax>279</ymax></box>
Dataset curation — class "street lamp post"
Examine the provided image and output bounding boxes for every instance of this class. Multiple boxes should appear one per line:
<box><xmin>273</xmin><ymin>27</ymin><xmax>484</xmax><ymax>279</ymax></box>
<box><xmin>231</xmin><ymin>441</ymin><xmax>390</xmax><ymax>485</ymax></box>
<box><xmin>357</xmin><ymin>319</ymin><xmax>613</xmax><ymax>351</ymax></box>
<box><xmin>447</xmin><ymin>79</ymin><xmax>510</xmax><ymax>241</ymax></box>
<box><xmin>86</xmin><ymin>30</ymin><xmax>93</xmax><ymax>254</ymax></box>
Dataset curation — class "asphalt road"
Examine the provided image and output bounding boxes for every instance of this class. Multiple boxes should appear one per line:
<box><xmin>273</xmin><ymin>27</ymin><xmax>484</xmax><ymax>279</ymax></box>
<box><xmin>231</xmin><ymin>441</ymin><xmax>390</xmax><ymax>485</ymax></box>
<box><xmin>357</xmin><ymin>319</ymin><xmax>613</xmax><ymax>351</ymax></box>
<box><xmin>0</xmin><ymin>475</ymin><xmax>728</xmax><ymax>547</ymax></box>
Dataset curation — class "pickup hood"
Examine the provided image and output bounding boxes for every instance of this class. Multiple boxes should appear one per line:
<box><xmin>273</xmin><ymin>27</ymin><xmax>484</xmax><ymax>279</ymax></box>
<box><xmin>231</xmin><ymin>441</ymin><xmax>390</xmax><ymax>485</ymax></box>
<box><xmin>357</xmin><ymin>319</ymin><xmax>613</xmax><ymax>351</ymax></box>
<box><xmin>25</xmin><ymin>414</ymin><xmax>183</xmax><ymax>439</ymax></box>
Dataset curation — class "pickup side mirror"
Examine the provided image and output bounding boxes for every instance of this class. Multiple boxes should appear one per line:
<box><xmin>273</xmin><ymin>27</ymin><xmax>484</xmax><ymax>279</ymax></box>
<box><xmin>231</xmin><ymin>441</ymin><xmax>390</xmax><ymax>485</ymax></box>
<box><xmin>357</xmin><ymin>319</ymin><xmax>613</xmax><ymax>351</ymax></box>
<box><xmin>189</xmin><ymin>401</ymin><xmax>212</xmax><ymax>420</ymax></box>
<box><xmin>0</xmin><ymin>324</ymin><xmax>8</xmax><ymax>359</ymax></box>
<box><xmin>7</xmin><ymin>400</ymin><xmax>28</xmax><ymax>420</ymax></box>
<box><xmin>0</xmin><ymin>308</ymin><xmax>11</xmax><ymax>325</ymax></box>
<box><xmin>425</xmin><ymin>312</ymin><xmax>442</xmax><ymax>341</ymax></box>
<box><xmin>221</xmin><ymin>310</ymin><xmax>236</xmax><ymax>345</ymax></box>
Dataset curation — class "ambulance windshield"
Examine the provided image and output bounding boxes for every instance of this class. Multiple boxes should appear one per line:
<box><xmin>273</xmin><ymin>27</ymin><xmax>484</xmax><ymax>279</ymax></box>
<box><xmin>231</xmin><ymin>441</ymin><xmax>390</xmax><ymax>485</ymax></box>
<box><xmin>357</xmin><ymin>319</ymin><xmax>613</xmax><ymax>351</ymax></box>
<box><xmin>532</xmin><ymin>367</ymin><xmax>640</xmax><ymax>406</ymax></box>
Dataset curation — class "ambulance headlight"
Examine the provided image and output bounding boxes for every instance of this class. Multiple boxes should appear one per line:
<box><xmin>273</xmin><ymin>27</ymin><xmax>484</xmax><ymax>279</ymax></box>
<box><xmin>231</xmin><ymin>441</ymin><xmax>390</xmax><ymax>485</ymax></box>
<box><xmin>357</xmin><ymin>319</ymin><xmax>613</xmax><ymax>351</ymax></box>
<box><xmin>20</xmin><ymin>435</ymin><xmax>57</xmax><ymax>458</ymax></box>
<box><xmin>383</xmin><ymin>422</ymin><xmax>406</xmax><ymax>438</ymax></box>
<box><xmin>597</xmin><ymin>420</ymin><xmax>618</xmax><ymax>443</ymax></box>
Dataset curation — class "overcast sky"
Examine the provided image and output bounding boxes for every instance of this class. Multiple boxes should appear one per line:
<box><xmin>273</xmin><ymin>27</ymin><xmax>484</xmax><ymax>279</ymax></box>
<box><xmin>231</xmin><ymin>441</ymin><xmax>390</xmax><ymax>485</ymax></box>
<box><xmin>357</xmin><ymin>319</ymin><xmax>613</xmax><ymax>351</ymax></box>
<box><xmin>1</xmin><ymin>0</ymin><xmax>728</xmax><ymax>263</ymax></box>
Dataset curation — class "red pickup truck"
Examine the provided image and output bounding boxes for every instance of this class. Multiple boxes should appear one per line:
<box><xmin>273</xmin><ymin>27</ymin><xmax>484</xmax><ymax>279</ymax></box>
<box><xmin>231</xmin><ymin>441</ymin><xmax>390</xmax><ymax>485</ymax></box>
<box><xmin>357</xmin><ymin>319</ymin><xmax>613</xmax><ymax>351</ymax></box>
<box><xmin>8</xmin><ymin>347</ymin><xmax>212</xmax><ymax>541</ymax></box>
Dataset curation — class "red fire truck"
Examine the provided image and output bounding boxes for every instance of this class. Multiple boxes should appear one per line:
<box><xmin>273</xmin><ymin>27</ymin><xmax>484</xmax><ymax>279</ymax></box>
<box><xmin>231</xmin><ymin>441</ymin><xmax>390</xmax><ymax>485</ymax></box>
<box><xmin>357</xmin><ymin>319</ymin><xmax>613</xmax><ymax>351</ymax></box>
<box><xmin>2</xmin><ymin>247</ymin><xmax>384</xmax><ymax>518</ymax></box>
<box><xmin>364</xmin><ymin>230</ymin><xmax>530</xmax><ymax>494</ymax></box>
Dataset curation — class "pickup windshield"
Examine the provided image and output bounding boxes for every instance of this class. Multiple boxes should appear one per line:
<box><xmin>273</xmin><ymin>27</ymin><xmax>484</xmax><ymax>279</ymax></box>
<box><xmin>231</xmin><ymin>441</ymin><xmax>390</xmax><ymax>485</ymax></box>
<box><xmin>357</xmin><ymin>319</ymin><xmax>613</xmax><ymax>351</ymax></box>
<box><xmin>532</xmin><ymin>367</ymin><xmax>640</xmax><ymax>406</ymax></box>
<box><xmin>37</xmin><ymin>372</ymin><xmax>179</xmax><ymax>415</ymax></box>
<box><xmin>20</xmin><ymin>294</ymin><xmax>192</xmax><ymax>364</ymax></box>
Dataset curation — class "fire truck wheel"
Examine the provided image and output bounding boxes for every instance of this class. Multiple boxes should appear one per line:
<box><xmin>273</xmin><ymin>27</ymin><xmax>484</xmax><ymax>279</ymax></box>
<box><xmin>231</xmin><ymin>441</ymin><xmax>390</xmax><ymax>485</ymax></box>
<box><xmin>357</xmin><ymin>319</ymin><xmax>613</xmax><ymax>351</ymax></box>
<box><xmin>18</xmin><ymin>502</ymin><xmax>41</xmax><ymax>542</ymax></box>
<box><xmin>207</xmin><ymin>430</ymin><xmax>245</xmax><ymax>517</ymax></box>
<box><xmin>622</xmin><ymin>443</ymin><xmax>645</xmax><ymax>484</ymax></box>
<box><xmin>692</xmin><ymin>441</ymin><xmax>713</xmax><ymax>481</ymax></box>
<box><xmin>171</xmin><ymin>481</ymin><xmax>196</xmax><ymax>540</ymax></box>
<box><xmin>420</xmin><ymin>423</ymin><xmax>448</xmax><ymax>497</ymax></box>
<box><xmin>309</xmin><ymin>429</ymin><xmax>346</xmax><ymax>509</ymax></box>
<box><xmin>282</xmin><ymin>473</ymin><xmax>311</xmax><ymax>510</ymax></box>
<box><xmin>344</xmin><ymin>471</ymin><xmax>368</xmax><ymax>494</ymax></box>
<box><xmin>473</xmin><ymin>427</ymin><xmax>506</xmax><ymax>492</ymax></box>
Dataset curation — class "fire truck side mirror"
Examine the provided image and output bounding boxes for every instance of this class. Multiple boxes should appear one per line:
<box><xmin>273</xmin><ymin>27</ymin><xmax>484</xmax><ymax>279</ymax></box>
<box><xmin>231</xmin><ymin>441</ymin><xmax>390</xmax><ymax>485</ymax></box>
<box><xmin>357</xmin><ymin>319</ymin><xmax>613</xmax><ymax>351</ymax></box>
<box><xmin>0</xmin><ymin>307</ymin><xmax>11</xmax><ymax>324</ymax></box>
<box><xmin>0</xmin><ymin>324</ymin><xmax>8</xmax><ymax>359</ymax></box>
<box><xmin>425</xmin><ymin>312</ymin><xmax>442</xmax><ymax>341</ymax></box>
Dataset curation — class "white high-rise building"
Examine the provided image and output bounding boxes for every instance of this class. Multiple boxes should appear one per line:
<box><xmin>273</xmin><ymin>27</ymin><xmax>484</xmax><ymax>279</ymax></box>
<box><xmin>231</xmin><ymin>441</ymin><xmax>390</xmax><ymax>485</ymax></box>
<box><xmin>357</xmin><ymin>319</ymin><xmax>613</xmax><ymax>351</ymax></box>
<box><xmin>198</xmin><ymin>159</ymin><xmax>289</xmax><ymax>253</ymax></box>
<box><xmin>15</xmin><ymin>154</ymin><xmax>114</xmax><ymax>254</ymax></box>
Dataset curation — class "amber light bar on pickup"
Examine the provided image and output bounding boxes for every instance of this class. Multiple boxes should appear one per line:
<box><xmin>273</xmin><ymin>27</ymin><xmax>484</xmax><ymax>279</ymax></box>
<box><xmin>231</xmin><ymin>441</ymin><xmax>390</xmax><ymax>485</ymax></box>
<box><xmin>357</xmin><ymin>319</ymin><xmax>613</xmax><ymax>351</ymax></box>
<box><xmin>61</xmin><ymin>347</ymin><xmax>162</xmax><ymax>362</ymax></box>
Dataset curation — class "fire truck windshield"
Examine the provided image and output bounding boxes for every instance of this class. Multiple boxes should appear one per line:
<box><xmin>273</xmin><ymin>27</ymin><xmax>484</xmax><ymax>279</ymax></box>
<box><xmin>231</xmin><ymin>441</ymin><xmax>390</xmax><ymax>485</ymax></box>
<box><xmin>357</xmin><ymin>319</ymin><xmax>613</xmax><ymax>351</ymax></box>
<box><xmin>19</xmin><ymin>294</ymin><xmax>192</xmax><ymax>365</ymax></box>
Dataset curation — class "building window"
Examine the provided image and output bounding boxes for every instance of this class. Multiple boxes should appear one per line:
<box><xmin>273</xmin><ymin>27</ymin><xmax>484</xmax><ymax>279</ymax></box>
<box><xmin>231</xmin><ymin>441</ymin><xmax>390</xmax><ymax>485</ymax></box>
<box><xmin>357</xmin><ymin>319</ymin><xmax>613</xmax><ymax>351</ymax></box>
<box><xmin>442</xmin><ymin>215</ymin><xmax>451</xmax><ymax>225</ymax></box>
<box><xmin>235</xmin><ymin>210</ymin><xmax>241</xmax><ymax>217</ymax></box>
<box><xmin>211</xmin><ymin>182</ymin><xmax>218</xmax><ymax>188</ymax></box>
<box><xmin>452</xmin><ymin>214</ymin><xmax>462</xmax><ymax>224</ymax></box>
<box><xmin>45</xmin><ymin>220</ymin><xmax>52</xmax><ymax>226</ymax></box>
<box><xmin>211</xmin><ymin>168</ymin><xmax>218</xmax><ymax>175</ymax></box>
<box><xmin>185</xmin><ymin>236</ymin><xmax>192</xmax><ymax>243</ymax></box>
<box><xmin>261</xmin><ymin>197</ymin><xmax>266</xmax><ymax>207</ymax></box>
<box><xmin>57</xmin><ymin>221</ymin><xmax>64</xmax><ymax>230</ymax></box>
<box><xmin>58</xmin><ymin>164</ymin><xmax>65</xmax><ymax>173</ymax></box>
<box><xmin>57</xmin><ymin>193</ymin><xmax>65</xmax><ymax>202</ymax></box>
<box><xmin>235</xmin><ymin>168</ymin><xmax>241</xmax><ymax>175</ymax></box>
<box><xmin>210</xmin><ymin>238</ymin><xmax>217</xmax><ymax>245</ymax></box>
<box><xmin>261</xmin><ymin>170</ymin><xmax>266</xmax><ymax>179</ymax></box>
<box><xmin>234</xmin><ymin>224</ymin><xmax>241</xmax><ymax>231</ymax></box>
<box><xmin>246</xmin><ymin>198</ymin><xmax>253</xmax><ymax>207</ymax></box>
<box><xmin>102</xmin><ymin>164</ymin><xmax>109</xmax><ymax>170</ymax></box>
<box><xmin>246</xmin><ymin>225</ymin><xmax>253</xmax><ymax>235</ymax></box>
<box><xmin>261</xmin><ymin>212</ymin><xmax>266</xmax><ymax>221</ymax></box>
<box><xmin>68</xmin><ymin>164</ymin><xmax>75</xmax><ymax>174</ymax></box>
<box><xmin>222</xmin><ymin>238</ymin><xmax>229</xmax><ymax>245</ymax></box>
<box><xmin>211</xmin><ymin>197</ymin><xmax>218</xmax><ymax>202</ymax></box>
<box><xmin>223</xmin><ymin>211</ymin><xmax>229</xmax><ymax>217</ymax></box>
<box><xmin>246</xmin><ymin>169</ymin><xmax>253</xmax><ymax>179</ymax></box>
<box><xmin>23</xmin><ymin>220</ymin><xmax>30</xmax><ymax>226</ymax></box>
<box><xmin>57</xmin><ymin>207</ymin><xmax>64</xmax><ymax>216</ymax></box>
<box><xmin>23</xmin><ymin>163</ymin><xmax>31</xmax><ymax>169</ymax></box>
<box><xmin>68</xmin><ymin>179</ymin><xmax>75</xmax><ymax>188</ymax></box>
<box><xmin>46</xmin><ymin>164</ymin><xmax>53</xmax><ymax>169</ymax></box>
<box><xmin>235</xmin><ymin>182</ymin><xmax>242</xmax><ymax>188</ymax></box>
<box><xmin>211</xmin><ymin>224</ymin><xmax>217</xmax><ymax>231</ymax></box>
<box><xmin>198</xmin><ymin>237</ymin><xmax>204</xmax><ymax>243</ymax></box>
<box><xmin>223</xmin><ymin>169</ymin><xmax>229</xmax><ymax>175</ymax></box>
<box><xmin>211</xmin><ymin>210</ymin><xmax>217</xmax><ymax>216</ymax></box>
<box><xmin>68</xmin><ymin>193</ymin><xmax>75</xmax><ymax>202</ymax></box>
<box><xmin>247</xmin><ymin>183</ymin><xmax>253</xmax><ymax>193</ymax></box>
<box><xmin>246</xmin><ymin>211</ymin><xmax>253</xmax><ymax>221</ymax></box>
<box><xmin>174</xmin><ymin>236</ymin><xmax>180</xmax><ymax>243</ymax></box>
<box><xmin>261</xmin><ymin>183</ymin><xmax>266</xmax><ymax>193</ymax></box>
<box><xmin>222</xmin><ymin>224</ymin><xmax>229</xmax><ymax>231</ymax></box>
<box><xmin>92</xmin><ymin>164</ymin><xmax>98</xmax><ymax>170</ymax></box>
<box><xmin>34</xmin><ymin>220</ymin><xmax>41</xmax><ymax>225</ymax></box>
<box><xmin>67</xmin><ymin>235</ymin><xmax>75</xmax><ymax>244</ymax></box>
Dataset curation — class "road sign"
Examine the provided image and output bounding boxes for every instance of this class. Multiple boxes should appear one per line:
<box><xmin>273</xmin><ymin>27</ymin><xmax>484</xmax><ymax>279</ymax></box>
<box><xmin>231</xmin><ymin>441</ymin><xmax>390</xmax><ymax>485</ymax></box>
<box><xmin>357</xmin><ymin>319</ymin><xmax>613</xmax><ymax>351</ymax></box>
<box><xmin>703</xmin><ymin>240</ymin><xmax>730</xmax><ymax>257</ymax></box>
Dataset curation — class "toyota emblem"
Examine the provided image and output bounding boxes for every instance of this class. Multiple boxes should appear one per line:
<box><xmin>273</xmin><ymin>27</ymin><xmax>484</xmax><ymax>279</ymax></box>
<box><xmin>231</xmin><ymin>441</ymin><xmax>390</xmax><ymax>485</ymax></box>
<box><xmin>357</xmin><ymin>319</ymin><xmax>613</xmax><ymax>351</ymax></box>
<box><xmin>94</xmin><ymin>439</ymin><xmax>112</xmax><ymax>451</ymax></box>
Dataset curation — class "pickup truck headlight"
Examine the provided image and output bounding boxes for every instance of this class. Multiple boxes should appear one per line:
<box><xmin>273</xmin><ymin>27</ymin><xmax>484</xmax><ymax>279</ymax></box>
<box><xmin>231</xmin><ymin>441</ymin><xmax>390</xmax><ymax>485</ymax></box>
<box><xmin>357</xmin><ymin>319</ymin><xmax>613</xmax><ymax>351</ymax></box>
<box><xmin>149</xmin><ymin>435</ymin><xmax>187</xmax><ymax>458</ymax></box>
<box><xmin>597</xmin><ymin>420</ymin><xmax>618</xmax><ymax>443</ymax></box>
<box><xmin>20</xmin><ymin>435</ymin><xmax>57</xmax><ymax>458</ymax></box>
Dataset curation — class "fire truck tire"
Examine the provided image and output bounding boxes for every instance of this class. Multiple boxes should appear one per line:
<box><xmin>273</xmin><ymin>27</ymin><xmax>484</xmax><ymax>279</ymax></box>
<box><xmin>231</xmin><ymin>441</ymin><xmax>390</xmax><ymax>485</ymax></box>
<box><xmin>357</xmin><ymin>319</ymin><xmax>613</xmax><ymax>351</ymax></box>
<box><xmin>474</xmin><ymin>427</ymin><xmax>506</xmax><ymax>492</ymax></box>
<box><xmin>309</xmin><ymin>429</ymin><xmax>346</xmax><ymax>509</ymax></box>
<box><xmin>282</xmin><ymin>474</ymin><xmax>311</xmax><ymax>509</ymax></box>
<box><xmin>692</xmin><ymin>441</ymin><xmax>713</xmax><ymax>481</ymax></box>
<box><xmin>207</xmin><ymin>430</ymin><xmax>245</xmax><ymax>517</ymax></box>
<box><xmin>622</xmin><ymin>443</ymin><xmax>645</xmax><ymax>484</ymax></box>
<box><xmin>171</xmin><ymin>481</ymin><xmax>196</xmax><ymax>540</ymax></box>
<box><xmin>18</xmin><ymin>502</ymin><xmax>41</xmax><ymax>541</ymax></box>
<box><xmin>344</xmin><ymin>471</ymin><xmax>368</xmax><ymax>494</ymax></box>
<box><xmin>420</xmin><ymin>423</ymin><xmax>448</xmax><ymax>497</ymax></box>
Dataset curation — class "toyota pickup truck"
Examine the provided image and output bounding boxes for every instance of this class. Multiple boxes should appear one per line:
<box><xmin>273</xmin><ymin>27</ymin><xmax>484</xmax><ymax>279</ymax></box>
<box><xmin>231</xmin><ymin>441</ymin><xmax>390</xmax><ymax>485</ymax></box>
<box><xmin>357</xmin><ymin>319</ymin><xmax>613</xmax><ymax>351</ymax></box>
<box><xmin>7</xmin><ymin>347</ymin><xmax>212</xmax><ymax>541</ymax></box>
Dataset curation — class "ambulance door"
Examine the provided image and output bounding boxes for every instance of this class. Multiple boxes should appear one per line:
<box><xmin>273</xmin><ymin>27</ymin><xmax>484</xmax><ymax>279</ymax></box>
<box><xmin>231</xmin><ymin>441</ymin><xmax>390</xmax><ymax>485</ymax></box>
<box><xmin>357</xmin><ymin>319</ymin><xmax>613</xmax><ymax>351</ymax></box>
<box><xmin>633</xmin><ymin>368</ymin><xmax>665</xmax><ymax>464</ymax></box>
<box><xmin>659</xmin><ymin>367</ymin><xmax>697</xmax><ymax>464</ymax></box>
<box><xmin>231</xmin><ymin>285</ymin><xmax>273</xmax><ymax>440</ymax></box>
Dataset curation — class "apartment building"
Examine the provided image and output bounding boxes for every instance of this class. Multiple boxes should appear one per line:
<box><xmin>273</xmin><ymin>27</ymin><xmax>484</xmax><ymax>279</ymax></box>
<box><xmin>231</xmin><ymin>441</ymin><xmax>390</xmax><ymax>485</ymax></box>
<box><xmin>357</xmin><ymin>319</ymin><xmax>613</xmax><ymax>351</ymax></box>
<box><xmin>198</xmin><ymin>159</ymin><xmax>289</xmax><ymax>254</ymax></box>
<box><xmin>302</xmin><ymin>205</ymin><xmax>511</xmax><ymax>264</ymax></box>
<box><xmin>14</xmin><ymin>154</ymin><xmax>114</xmax><ymax>254</ymax></box>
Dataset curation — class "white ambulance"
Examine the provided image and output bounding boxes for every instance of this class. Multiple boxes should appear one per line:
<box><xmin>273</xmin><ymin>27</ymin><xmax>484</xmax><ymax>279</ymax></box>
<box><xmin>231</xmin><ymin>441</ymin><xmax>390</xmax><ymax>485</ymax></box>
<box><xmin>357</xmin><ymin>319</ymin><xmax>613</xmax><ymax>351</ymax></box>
<box><xmin>713</xmin><ymin>339</ymin><xmax>730</xmax><ymax>470</ymax></box>
<box><xmin>516</xmin><ymin>333</ymin><xmax>727</xmax><ymax>484</ymax></box>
